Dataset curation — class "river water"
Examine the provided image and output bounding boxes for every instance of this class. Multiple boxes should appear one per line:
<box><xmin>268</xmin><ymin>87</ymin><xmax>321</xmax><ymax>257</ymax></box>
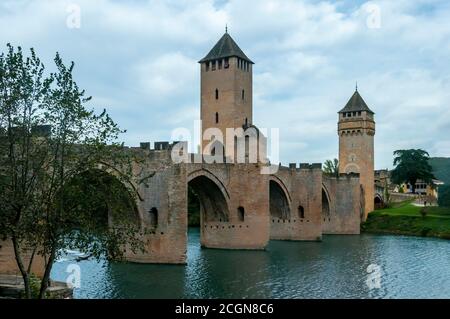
<box><xmin>51</xmin><ymin>228</ymin><xmax>450</xmax><ymax>299</ymax></box>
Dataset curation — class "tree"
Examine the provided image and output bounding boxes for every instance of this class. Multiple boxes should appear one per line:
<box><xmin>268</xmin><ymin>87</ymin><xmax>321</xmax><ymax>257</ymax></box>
<box><xmin>0</xmin><ymin>44</ymin><xmax>144</xmax><ymax>298</ymax></box>
<box><xmin>323</xmin><ymin>158</ymin><xmax>339</xmax><ymax>178</ymax></box>
<box><xmin>390</xmin><ymin>149</ymin><xmax>435</xmax><ymax>194</ymax></box>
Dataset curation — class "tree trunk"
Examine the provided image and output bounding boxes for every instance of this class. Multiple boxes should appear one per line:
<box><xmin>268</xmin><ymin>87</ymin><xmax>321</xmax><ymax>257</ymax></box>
<box><xmin>27</xmin><ymin>246</ymin><xmax>37</xmax><ymax>274</ymax></box>
<box><xmin>411</xmin><ymin>179</ymin><xmax>417</xmax><ymax>194</ymax></box>
<box><xmin>38</xmin><ymin>244</ymin><xmax>57</xmax><ymax>299</ymax></box>
<box><xmin>12</xmin><ymin>236</ymin><xmax>31</xmax><ymax>299</ymax></box>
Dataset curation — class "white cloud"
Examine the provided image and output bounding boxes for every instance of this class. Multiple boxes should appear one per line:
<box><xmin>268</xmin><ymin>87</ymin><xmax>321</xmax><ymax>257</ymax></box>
<box><xmin>133</xmin><ymin>52</ymin><xmax>198</xmax><ymax>99</ymax></box>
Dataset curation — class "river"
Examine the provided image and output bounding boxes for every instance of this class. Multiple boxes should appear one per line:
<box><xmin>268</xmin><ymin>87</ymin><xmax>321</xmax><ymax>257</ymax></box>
<box><xmin>51</xmin><ymin>228</ymin><xmax>450</xmax><ymax>299</ymax></box>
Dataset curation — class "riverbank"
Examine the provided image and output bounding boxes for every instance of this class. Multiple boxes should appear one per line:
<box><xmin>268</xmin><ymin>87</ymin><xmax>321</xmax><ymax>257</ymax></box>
<box><xmin>362</xmin><ymin>201</ymin><xmax>450</xmax><ymax>239</ymax></box>
<box><xmin>0</xmin><ymin>275</ymin><xmax>72</xmax><ymax>299</ymax></box>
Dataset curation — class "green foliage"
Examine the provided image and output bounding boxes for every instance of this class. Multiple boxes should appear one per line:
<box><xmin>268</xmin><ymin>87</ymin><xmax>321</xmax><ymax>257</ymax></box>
<box><xmin>58</xmin><ymin>169</ymin><xmax>141</xmax><ymax>260</ymax></box>
<box><xmin>429</xmin><ymin>157</ymin><xmax>450</xmax><ymax>185</ymax></box>
<box><xmin>323</xmin><ymin>158</ymin><xmax>339</xmax><ymax>178</ymax></box>
<box><xmin>420</xmin><ymin>207</ymin><xmax>428</xmax><ymax>218</ymax></box>
<box><xmin>0</xmin><ymin>44</ymin><xmax>144</xmax><ymax>298</ymax></box>
<box><xmin>421</xmin><ymin>227</ymin><xmax>432</xmax><ymax>237</ymax></box>
<box><xmin>19</xmin><ymin>274</ymin><xmax>41</xmax><ymax>299</ymax></box>
<box><xmin>438</xmin><ymin>185</ymin><xmax>450</xmax><ymax>208</ymax></box>
<box><xmin>391</xmin><ymin>149</ymin><xmax>435</xmax><ymax>193</ymax></box>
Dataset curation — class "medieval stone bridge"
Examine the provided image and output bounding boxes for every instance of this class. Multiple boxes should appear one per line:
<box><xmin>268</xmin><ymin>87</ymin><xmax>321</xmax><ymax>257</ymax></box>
<box><xmin>0</xmin><ymin>140</ymin><xmax>363</xmax><ymax>274</ymax></box>
<box><xmin>0</xmin><ymin>31</ymin><xmax>374</xmax><ymax>273</ymax></box>
<box><xmin>112</xmin><ymin>143</ymin><xmax>363</xmax><ymax>265</ymax></box>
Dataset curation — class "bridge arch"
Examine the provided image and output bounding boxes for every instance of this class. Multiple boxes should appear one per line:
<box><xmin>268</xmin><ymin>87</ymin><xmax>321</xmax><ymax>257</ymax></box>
<box><xmin>322</xmin><ymin>184</ymin><xmax>331</xmax><ymax>219</ymax></box>
<box><xmin>269</xmin><ymin>177</ymin><xmax>291</xmax><ymax>220</ymax></box>
<box><xmin>94</xmin><ymin>161</ymin><xmax>143</xmax><ymax>202</ymax></box>
<box><xmin>61</xmin><ymin>168</ymin><xmax>141</xmax><ymax>236</ymax></box>
<box><xmin>187</xmin><ymin>169</ymin><xmax>230</xmax><ymax>223</ymax></box>
<box><xmin>374</xmin><ymin>193</ymin><xmax>384</xmax><ymax>209</ymax></box>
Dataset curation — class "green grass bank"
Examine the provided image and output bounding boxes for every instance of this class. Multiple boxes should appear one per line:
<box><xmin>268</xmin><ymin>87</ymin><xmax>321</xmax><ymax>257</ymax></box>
<box><xmin>362</xmin><ymin>201</ymin><xmax>450</xmax><ymax>239</ymax></box>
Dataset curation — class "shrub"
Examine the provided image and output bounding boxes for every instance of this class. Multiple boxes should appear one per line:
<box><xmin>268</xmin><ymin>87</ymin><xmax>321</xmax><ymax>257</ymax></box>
<box><xmin>421</xmin><ymin>227</ymin><xmax>432</xmax><ymax>237</ymax></box>
<box><xmin>20</xmin><ymin>274</ymin><xmax>41</xmax><ymax>299</ymax></box>
<box><xmin>420</xmin><ymin>207</ymin><xmax>428</xmax><ymax>218</ymax></box>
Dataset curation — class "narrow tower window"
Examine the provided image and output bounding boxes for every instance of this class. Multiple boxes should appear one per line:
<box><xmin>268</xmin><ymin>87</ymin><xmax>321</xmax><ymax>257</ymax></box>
<box><xmin>215</xmin><ymin>112</ymin><xmax>219</xmax><ymax>124</ymax></box>
<box><xmin>205</xmin><ymin>62</ymin><xmax>210</xmax><ymax>72</ymax></box>
<box><xmin>224</xmin><ymin>58</ymin><xmax>229</xmax><ymax>69</ymax></box>
<box><xmin>242</xmin><ymin>89</ymin><xmax>245</xmax><ymax>100</ymax></box>
<box><xmin>238</xmin><ymin>207</ymin><xmax>245</xmax><ymax>222</ymax></box>
<box><xmin>149</xmin><ymin>207</ymin><xmax>158</xmax><ymax>228</ymax></box>
<box><xmin>298</xmin><ymin>206</ymin><xmax>305</xmax><ymax>219</ymax></box>
<box><xmin>212</xmin><ymin>60</ymin><xmax>216</xmax><ymax>71</ymax></box>
<box><xmin>218</xmin><ymin>59</ymin><xmax>222</xmax><ymax>70</ymax></box>
<box><xmin>215</xmin><ymin>89</ymin><xmax>219</xmax><ymax>100</ymax></box>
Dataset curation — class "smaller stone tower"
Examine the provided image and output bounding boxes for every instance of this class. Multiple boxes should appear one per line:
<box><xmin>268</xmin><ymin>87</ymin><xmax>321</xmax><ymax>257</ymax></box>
<box><xmin>199</xmin><ymin>31</ymin><xmax>254</xmax><ymax>155</ymax></box>
<box><xmin>338</xmin><ymin>88</ymin><xmax>375</xmax><ymax>221</ymax></box>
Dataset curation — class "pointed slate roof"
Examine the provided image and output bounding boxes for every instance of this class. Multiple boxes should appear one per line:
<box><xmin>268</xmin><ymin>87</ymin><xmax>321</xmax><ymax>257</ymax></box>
<box><xmin>339</xmin><ymin>90</ymin><xmax>374</xmax><ymax>114</ymax></box>
<box><xmin>199</xmin><ymin>32</ymin><xmax>254</xmax><ymax>64</ymax></box>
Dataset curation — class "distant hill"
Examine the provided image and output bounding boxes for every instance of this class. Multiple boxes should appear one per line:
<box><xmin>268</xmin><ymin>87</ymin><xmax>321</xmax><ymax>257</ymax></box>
<box><xmin>429</xmin><ymin>157</ymin><xmax>450</xmax><ymax>185</ymax></box>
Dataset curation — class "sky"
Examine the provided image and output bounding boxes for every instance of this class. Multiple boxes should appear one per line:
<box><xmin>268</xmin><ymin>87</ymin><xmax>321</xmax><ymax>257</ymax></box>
<box><xmin>1</xmin><ymin>0</ymin><xmax>449</xmax><ymax>169</ymax></box>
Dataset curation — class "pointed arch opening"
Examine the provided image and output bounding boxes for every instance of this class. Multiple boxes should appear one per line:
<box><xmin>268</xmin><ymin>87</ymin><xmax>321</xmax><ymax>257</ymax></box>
<box><xmin>322</xmin><ymin>188</ymin><xmax>330</xmax><ymax>221</ymax></box>
<box><xmin>270</xmin><ymin>180</ymin><xmax>291</xmax><ymax>220</ymax></box>
<box><xmin>188</xmin><ymin>175</ymin><xmax>230</xmax><ymax>224</ymax></box>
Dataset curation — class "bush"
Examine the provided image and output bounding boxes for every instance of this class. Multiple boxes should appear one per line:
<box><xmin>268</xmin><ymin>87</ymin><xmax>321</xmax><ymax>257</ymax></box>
<box><xmin>20</xmin><ymin>273</ymin><xmax>41</xmax><ymax>299</ymax></box>
<box><xmin>420</xmin><ymin>207</ymin><xmax>428</xmax><ymax>218</ymax></box>
<box><xmin>421</xmin><ymin>227</ymin><xmax>432</xmax><ymax>237</ymax></box>
<box><xmin>438</xmin><ymin>185</ymin><xmax>450</xmax><ymax>207</ymax></box>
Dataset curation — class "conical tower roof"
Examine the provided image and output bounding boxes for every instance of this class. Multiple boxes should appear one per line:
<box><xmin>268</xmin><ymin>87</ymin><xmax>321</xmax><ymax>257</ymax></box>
<box><xmin>339</xmin><ymin>89</ymin><xmax>374</xmax><ymax>114</ymax></box>
<box><xmin>199</xmin><ymin>32</ymin><xmax>254</xmax><ymax>64</ymax></box>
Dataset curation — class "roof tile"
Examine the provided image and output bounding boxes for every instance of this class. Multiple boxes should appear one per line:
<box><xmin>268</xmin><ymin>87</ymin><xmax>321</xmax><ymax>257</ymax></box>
<box><xmin>199</xmin><ymin>33</ymin><xmax>254</xmax><ymax>64</ymax></box>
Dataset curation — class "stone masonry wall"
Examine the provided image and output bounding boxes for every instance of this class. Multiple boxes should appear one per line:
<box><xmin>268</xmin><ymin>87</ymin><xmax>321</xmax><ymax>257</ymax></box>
<box><xmin>269</xmin><ymin>164</ymin><xmax>323</xmax><ymax>241</ymax></box>
<box><xmin>124</xmin><ymin>148</ymin><xmax>188</xmax><ymax>264</ymax></box>
<box><xmin>322</xmin><ymin>174</ymin><xmax>361</xmax><ymax>235</ymax></box>
<box><xmin>187</xmin><ymin>162</ymin><xmax>270</xmax><ymax>250</ymax></box>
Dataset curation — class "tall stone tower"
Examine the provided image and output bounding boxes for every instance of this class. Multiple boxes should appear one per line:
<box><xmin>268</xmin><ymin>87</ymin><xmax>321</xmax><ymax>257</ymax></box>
<box><xmin>199</xmin><ymin>31</ymin><xmax>254</xmax><ymax>154</ymax></box>
<box><xmin>338</xmin><ymin>88</ymin><xmax>375</xmax><ymax>221</ymax></box>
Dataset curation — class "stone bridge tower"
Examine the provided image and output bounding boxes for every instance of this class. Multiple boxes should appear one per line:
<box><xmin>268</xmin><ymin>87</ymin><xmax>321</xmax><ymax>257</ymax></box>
<box><xmin>338</xmin><ymin>88</ymin><xmax>375</xmax><ymax>221</ymax></box>
<box><xmin>199</xmin><ymin>31</ymin><xmax>254</xmax><ymax>155</ymax></box>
